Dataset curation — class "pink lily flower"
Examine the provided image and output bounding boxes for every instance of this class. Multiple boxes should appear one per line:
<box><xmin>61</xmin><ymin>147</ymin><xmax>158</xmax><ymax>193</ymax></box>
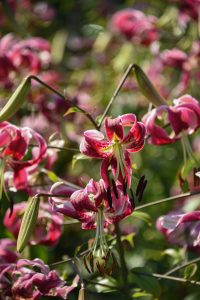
<box><xmin>4</xmin><ymin>201</ymin><xmax>63</xmax><ymax>246</ymax></box>
<box><xmin>50</xmin><ymin>179</ymin><xmax>133</xmax><ymax>274</ymax></box>
<box><xmin>0</xmin><ymin>239</ymin><xmax>19</xmax><ymax>264</ymax></box>
<box><xmin>80</xmin><ymin>114</ymin><xmax>145</xmax><ymax>187</ymax></box>
<box><xmin>157</xmin><ymin>210</ymin><xmax>200</xmax><ymax>251</ymax></box>
<box><xmin>0</xmin><ymin>121</ymin><xmax>47</xmax><ymax>191</ymax></box>
<box><xmin>0</xmin><ymin>258</ymin><xmax>79</xmax><ymax>299</ymax></box>
<box><xmin>143</xmin><ymin>95</ymin><xmax>200</xmax><ymax>145</ymax></box>
<box><xmin>49</xmin><ymin>179</ymin><xmax>133</xmax><ymax>230</ymax></box>
<box><xmin>110</xmin><ymin>9</ymin><xmax>158</xmax><ymax>46</ymax></box>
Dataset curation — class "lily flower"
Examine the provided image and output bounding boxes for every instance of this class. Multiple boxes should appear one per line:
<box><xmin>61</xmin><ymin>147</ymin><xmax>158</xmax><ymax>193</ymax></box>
<box><xmin>143</xmin><ymin>95</ymin><xmax>200</xmax><ymax>145</ymax></box>
<box><xmin>0</xmin><ymin>121</ymin><xmax>47</xmax><ymax>193</ymax></box>
<box><xmin>50</xmin><ymin>179</ymin><xmax>133</xmax><ymax>274</ymax></box>
<box><xmin>0</xmin><ymin>258</ymin><xmax>79</xmax><ymax>299</ymax></box>
<box><xmin>80</xmin><ymin>114</ymin><xmax>145</xmax><ymax>187</ymax></box>
<box><xmin>157</xmin><ymin>210</ymin><xmax>200</xmax><ymax>252</ymax></box>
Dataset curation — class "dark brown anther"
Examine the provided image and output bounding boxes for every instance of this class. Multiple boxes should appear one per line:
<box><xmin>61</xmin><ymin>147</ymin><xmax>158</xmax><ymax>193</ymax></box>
<box><xmin>83</xmin><ymin>255</ymin><xmax>91</xmax><ymax>273</ymax></box>
<box><xmin>129</xmin><ymin>189</ymin><xmax>135</xmax><ymax>209</ymax></box>
<box><xmin>107</xmin><ymin>187</ymin><xmax>113</xmax><ymax>208</ymax></box>
<box><xmin>111</xmin><ymin>179</ymin><xmax>118</xmax><ymax>199</ymax></box>
<box><xmin>123</xmin><ymin>180</ymin><xmax>127</xmax><ymax>195</ymax></box>
<box><xmin>137</xmin><ymin>179</ymin><xmax>147</xmax><ymax>203</ymax></box>
<box><xmin>136</xmin><ymin>175</ymin><xmax>145</xmax><ymax>197</ymax></box>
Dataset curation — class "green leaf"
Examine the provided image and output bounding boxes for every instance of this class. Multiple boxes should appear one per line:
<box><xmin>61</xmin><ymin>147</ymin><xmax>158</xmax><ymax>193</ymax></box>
<box><xmin>63</xmin><ymin>106</ymin><xmax>83</xmax><ymax>117</ymax></box>
<box><xmin>131</xmin><ymin>267</ymin><xmax>161</xmax><ymax>297</ymax></box>
<box><xmin>184</xmin><ymin>264</ymin><xmax>198</xmax><ymax>279</ymax></box>
<box><xmin>83</xmin><ymin>24</ymin><xmax>104</xmax><ymax>37</ymax></box>
<box><xmin>132</xmin><ymin>211</ymin><xmax>152</xmax><ymax>226</ymax></box>
<box><xmin>94</xmin><ymin>277</ymin><xmax>118</xmax><ymax>293</ymax></box>
<box><xmin>17</xmin><ymin>195</ymin><xmax>40</xmax><ymax>253</ymax></box>
<box><xmin>46</xmin><ymin>170</ymin><xmax>59</xmax><ymax>183</ymax></box>
<box><xmin>133</xmin><ymin>64</ymin><xmax>166</xmax><ymax>107</ymax></box>
<box><xmin>72</xmin><ymin>153</ymin><xmax>91</xmax><ymax>169</ymax></box>
<box><xmin>121</xmin><ymin>232</ymin><xmax>135</xmax><ymax>247</ymax></box>
<box><xmin>132</xmin><ymin>290</ymin><xmax>153</xmax><ymax>299</ymax></box>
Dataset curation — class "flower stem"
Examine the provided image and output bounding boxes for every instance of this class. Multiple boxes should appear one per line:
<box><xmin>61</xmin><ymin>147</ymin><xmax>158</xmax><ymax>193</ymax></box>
<box><xmin>29</xmin><ymin>75</ymin><xmax>99</xmax><ymax>130</ymax></box>
<box><xmin>135</xmin><ymin>191</ymin><xmax>200</xmax><ymax>211</ymax></box>
<box><xmin>164</xmin><ymin>256</ymin><xmax>200</xmax><ymax>276</ymax></box>
<box><xmin>115</xmin><ymin>223</ymin><xmax>128</xmax><ymax>296</ymax></box>
<box><xmin>98</xmin><ymin>64</ymin><xmax>135</xmax><ymax>129</ymax></box>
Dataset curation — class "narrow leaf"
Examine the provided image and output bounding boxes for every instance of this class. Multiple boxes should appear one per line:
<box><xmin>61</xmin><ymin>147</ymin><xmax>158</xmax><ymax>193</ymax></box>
<box><xmin>17</xmin><ymin>195</ymin><xmax>40</xmax><ymax>252</ymax></box>
<box><xmin>0</xmin><ymin>76</ymin><xmax>31</xmax><ymax>122</ymax></box>
<box><xmin>134</xmin><ymin>64</ymin><xmax>166</xmax><ymax>107</ymax></box>
<box><xmin>63</xmin><ymin>106</ymin><xmax>83</xmax><ymax>117</ymax></box>
<box><xmin>132</xmin><ymin>211</ymin><xmax>152</xmax><ymax>226</ymax></box>
<box><xmin>184</xmin><ymin>264</ymin><xmax>198</xmax><ymax>279</ymax></box>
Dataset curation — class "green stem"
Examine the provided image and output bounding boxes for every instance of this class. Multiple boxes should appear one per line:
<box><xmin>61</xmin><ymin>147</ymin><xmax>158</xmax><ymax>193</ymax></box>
<box><xmin>29</xmin><ymin>75</ymin><xmax>99</xmax><ymax>130</ymax></box>
<box><xmin>115</xmin><ymin>223</ymin><xmax>128</xmax><ymax>295</ymax></box>
<box><xmin>164</xmin><ymin>257</ymin><xmax>200</xmax><ymax>276</ymax></box>
<box><xmin>132</xmin><ymin>271</ymin><xmax>200</xmax><ymax>286</ymax></box>
<box><xmin>98</xmin><ymin>64</ymin><xmax>135</xmax><ymax>129</ymax></box>
<box><xmin>135</xmin><ymin>191</ymin><xmax>200</xmax><ymax>211</ymax></box>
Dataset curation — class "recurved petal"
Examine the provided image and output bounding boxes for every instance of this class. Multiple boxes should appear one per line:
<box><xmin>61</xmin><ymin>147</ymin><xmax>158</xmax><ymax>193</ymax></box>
<box><xmin>123</xmin><ymin>121</ymin><xmax>146</xmax><ymax>152</ymax></box>
<box><xmin>168</xmin><ymin>106</ymin><xmax>198</xmax><ymax>135</ymax></box>
<box><xmin>80</xmin><ymin>130</ymin><xmax>111</xmax><ymax>158</ymax></box>
<box><xmin>105</xmin><ymin>117</ymin><xmax>123</xmax><ymax>141</ymax></box>
<box><xmin>120</xmin><ymin>113</ymin><xmax>136</xmax><ymax>125</ymax></box>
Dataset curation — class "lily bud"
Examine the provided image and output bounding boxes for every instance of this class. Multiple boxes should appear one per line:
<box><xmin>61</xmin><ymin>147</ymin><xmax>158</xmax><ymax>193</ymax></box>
<box><xmin>0</xmin><ymin>76</ymin><xmax>31</xmax><ymax>122</ymax></box>
<box><xmin>17</xmin><ymin>195</ymin><xmax>40</xmax><ymax>253</ymax></box>
<box><xmin>133</xmin><ymin>64</ymin><xmax>167</xmax><ymax>107</ymax></box>
<box><xmin>78</xmin><ymin>284</ymin><xmax>85</xmax><ymax>300</ymax></box>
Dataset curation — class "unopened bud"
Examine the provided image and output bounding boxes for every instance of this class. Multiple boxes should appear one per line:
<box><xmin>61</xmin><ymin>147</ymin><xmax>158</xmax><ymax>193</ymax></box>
<box><xmin>17</xmin><ymin>195</ymin><xmax>40</xmax><ymax>252</ymax></box>
<box><xmin>0</xmin><ymin>76</ymin><xmax>31</xmax><ymax>122</ymax></box>
<box><xmin>134</xmin><ymin>64</ymin><xmax>166</xmax><ymax>107</ymax></box>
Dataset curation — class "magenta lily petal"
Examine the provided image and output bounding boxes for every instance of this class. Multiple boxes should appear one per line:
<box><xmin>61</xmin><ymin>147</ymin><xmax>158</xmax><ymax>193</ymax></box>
<box><xmin>105</xmin><ymin>116</ymin><xmax>123</xmax><ymax>141</ymax></box>
<box><xmin>80</xmin><ymin>130</ymin><xmax>111</xmax><ymax>158</ymax></box>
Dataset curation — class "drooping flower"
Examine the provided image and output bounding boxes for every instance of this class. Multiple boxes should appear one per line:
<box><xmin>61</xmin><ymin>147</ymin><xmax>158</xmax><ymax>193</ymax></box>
<box><xmin>0</xmin><ymin>121</ymin><xmax>47</xmax><ymax>192</ymax></box>
<box><xmin>49</xmin><ymin>179</ymin><xmax>133</xmax><ymax>230</ymax></box>
<box><xmin>143</xmin><ymin>95</ymin><xmax>200</xmax><ymax>145</ymax></box>
<box><xmin>0</xmin><ymin>258</ymin><xmax>79</xmax><ymax>299</ymax></box>
<box><xmin>4</xmin><ymin>201</ymin><xmax>63</xmax><ymax>246</ymax></box>
<box><xmin>110</xmin><ymin>9</ymin><xmax>158</xmax><ymax>46</ymax></box>
<box><xmin>157</xmin><ymin>210</ymin><xmax>200</xmax><ymax>252</ymax></box>
<box><xmin>80</xmin><ymin>114</ymin><xmax>145</xmax><ymax>187</ymax></box>
<box><xmin>50</xmin><ymin>179</ymin><xmax>132</xmax><ymax>274</ymax></box>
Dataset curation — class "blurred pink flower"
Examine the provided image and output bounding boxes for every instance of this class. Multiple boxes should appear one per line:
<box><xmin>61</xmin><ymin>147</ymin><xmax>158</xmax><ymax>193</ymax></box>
<box><xmin>157</xmin><ymin>210</ymin><xmax>200</xmax><ymax>251</ymax></box>
<box><xmin>0</xmin><ymin>121</ymin><xmax>47</xmax><ymax>190</ymax></box>
<box><xmin>4</xmin><ymin>201</ymin><xmax>63</xmax><ymax>246</ymax></box>
<box><xmin>111</xmin><ymin>9</ymin><xmax>158</xmax><ymax>45</ymax></box>
<box><xmin>143</xmin><ymin>95</ymin><xmax>200</xmax><ymax>145</ymax></box>
<box><xmin>0</xmin><ymin>258</ymin><xmax>79</xmax><ymax>299</ymax></box>
<box><xmin>0</xmin><ymin>239</ymin><xmax>19</xmax><ymax>264</ymax></box>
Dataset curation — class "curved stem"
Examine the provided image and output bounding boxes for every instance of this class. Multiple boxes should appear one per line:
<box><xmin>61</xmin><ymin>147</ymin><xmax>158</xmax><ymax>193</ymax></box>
<box><xmin>29</xmin><ymin>75</ymin><xmax>99</xmax><ymax>130</ymax></box>
<box><xmin>164</xmin><ymin>257</ymin><xmax>200</xmax><ymax>276</ymax></box>
<box><xmin>98</xmin><ymin>64</ymin><xmax>135</xmax><ymax>129</ymax></box>
<box><xmin>135</xmin><ymin>191</ymin><xmax>200</xmax><ymax>211</ymax></box>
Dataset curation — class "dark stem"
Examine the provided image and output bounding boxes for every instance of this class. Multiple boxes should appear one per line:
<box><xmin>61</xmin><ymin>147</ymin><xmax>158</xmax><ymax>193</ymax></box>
<box><xmin>29</xmin><ymin>75</ymin><xmax>99</xmax><ymax>130</ymax></box>
<box><xmin>98</xmin><ymin>64</ymin><xmax>135</xmax><ymax>128</ymax></box>
<box><xmin>135</xmin><ymin>191</ymin><xmax>200</xmax><ymax>211</ymax></box>
<box><xmin>164</xmin><ymin>257</ymin><xmax>200</xmax><ymax>276</ymax></box>
<box><xmin>115</xmin><ymin>223</ymin><xmax>128</xmax><ymax>296</ymax></box>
